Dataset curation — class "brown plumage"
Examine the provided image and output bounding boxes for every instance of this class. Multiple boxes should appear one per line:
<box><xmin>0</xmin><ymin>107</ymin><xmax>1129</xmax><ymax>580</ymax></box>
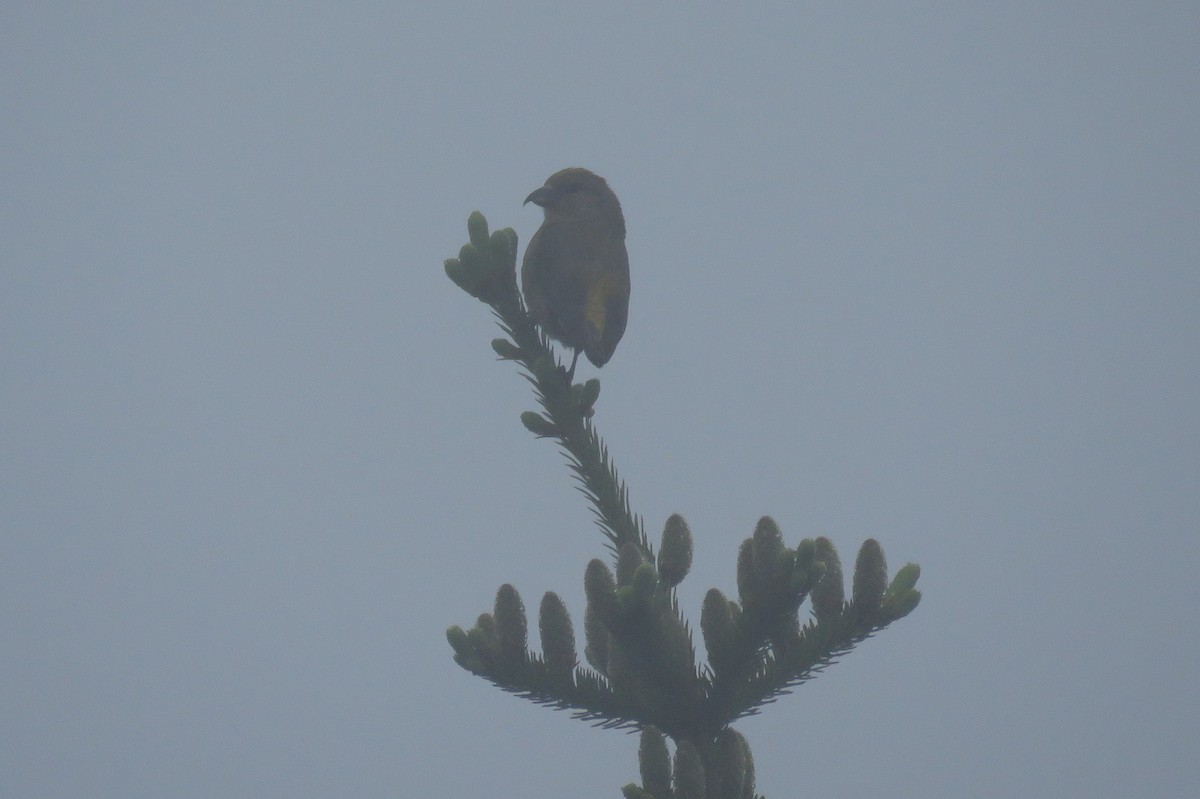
<box><xmin>522</xmin><ymin>168</ymin><xmax>630</xmax><ymax>379</ymax></box>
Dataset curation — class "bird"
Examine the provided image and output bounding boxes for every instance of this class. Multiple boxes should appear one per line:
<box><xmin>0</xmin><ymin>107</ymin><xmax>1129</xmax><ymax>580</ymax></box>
<box><xmin>521</xmin><ymin>168</ymin><xmax>630</xmax><ymax>381</ymax></box>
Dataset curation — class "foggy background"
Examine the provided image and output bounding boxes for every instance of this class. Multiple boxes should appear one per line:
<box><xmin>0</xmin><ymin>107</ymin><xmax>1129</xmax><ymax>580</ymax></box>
<box><xmin>4</xmin><ymin>5</ymin><xmax>1198</xmax><ymax>797</ymax></box>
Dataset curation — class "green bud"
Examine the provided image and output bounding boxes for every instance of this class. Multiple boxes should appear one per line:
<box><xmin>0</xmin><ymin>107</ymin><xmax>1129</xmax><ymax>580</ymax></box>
<box><xmin>443</xmin><ymin>257</ymin><xmax>476</xmax><ymax>296</ymax></box>
<box><xmin>708</xmin><ymin>729</ymin><xmax>751</xmax><ymax>799</ymax></box>
<box><xmin>574</xmin><ymin>377</ymin><xmax>601</xmax><ymax>411</ymax></box>
<box><xmin>489</xmin><ymin>226</ymin><xmax>517</xmax><ymax>263</ymax></box>
<box><xmin>658</xmin><ymin>514</ymin><xmax>693</xmax><ymax>587</ymax></box>
<box><xmin>887</xmin><ymin>563</ymin><xmax>921</xmax><ymax>596</ymax></box>
<box><xmin>494</xmin><ymin>584</ymin><xmax>527</xmax><ymax>662</ymax></box>
<box><xmin>584</xmin><ymin>559</ymin><xmax>620</xmax><ymax>626</ymax></box>
<box><xmin>673</xmin><ymin>741</ymin><xmax>706</xmax><ymax>799</ymax></box>
<box><xmin>638</xmin><ymin>726</ymin><xmax>671</xmax><ymax>798</ymax></box>
<box><xmin>491</xmin><ymin>338</ymin><xmax>522</xmax><ymax>360</ymax></box>
<box><xmin>447</xmin><ymin>252</ymin><xmax>492</xmax><ymax>300</ymax></box>
<box><xmin>446</xmin><ymin>625</ymin><xmax>469</xmax><ymax>651</ymax></box>
<box><xmin>538</xmin><ymin>592</ymin><xmax>576</xmax><ymax>675</ymax></box>
<box><xmin>852</xmin><ymin>539</ymin><xmax>887</xmax><ymax>612</ymax></box>
<box><xmin>457</xmin><ymin>242</ymin><xmax>482</xmax><ymax>271</ymax></box>
<box><xmin>468</xmin><ymin>613</ymin><xmax>497</xmax><ymax>659</ymax></box>
<box><xmin>752</xmin><ymin>516</ymin><xmax>785</xmax><ymax>583</ymax></box>
<box><xmin>446</xmin><ymin>625</ymin><xmax>481</xmax><ymax>670</ymax></box>
<box><xmin>795</xmin><ymin>537</ymin><xmax>817</xmax><ymax>572</ymax></box>
<box><xmin>789</xmin><ymin>540</ymin><xmax>823</xmax><ymax>595</ymax></box>
<box><xmin>810</xmin><ymin>537</ymin><xmax>844</xmax><ymax>620</ymax></box>
<box><xmin>883</xmin><ymin>588</ymin><xmax>921</xmax><ymax>620</ymax></box>
<box><xmin>467</xmin><ymin>210</ymin><xmax>489</xmax><ymax>248</ymax></box>
<box><xmin>701</xmin><ymin>588</ymin><xmax>735</xmax><ymax>675</ymax></box>
<box><xmin>520</xmin><ymin>411</ymin><xmax>558</xmax><ymax>438</ymax></box>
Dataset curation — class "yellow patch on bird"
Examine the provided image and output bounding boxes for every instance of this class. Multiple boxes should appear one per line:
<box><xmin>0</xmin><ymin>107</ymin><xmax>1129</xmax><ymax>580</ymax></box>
<box><xmin>584</xmin><ymin>274</ymin><xmax>615</xmax><ymax>334</ymax></box>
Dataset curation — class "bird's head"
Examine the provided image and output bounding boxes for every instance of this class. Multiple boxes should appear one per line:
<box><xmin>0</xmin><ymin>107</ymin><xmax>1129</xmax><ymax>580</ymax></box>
<box><xmin>525</xmin><ymin>167</ymin><xmax>625</xmax><ymax>235</ymax></box>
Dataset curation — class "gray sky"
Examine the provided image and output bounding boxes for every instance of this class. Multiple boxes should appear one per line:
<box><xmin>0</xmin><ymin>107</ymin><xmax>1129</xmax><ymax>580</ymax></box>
<box><xmin>4</xmin><ymin>5</ymin><xmax>1198</xmax><ymax>797</ymax></box>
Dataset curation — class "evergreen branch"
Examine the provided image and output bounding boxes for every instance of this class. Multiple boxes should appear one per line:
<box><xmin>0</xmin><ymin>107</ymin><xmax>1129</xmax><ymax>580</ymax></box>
<box><xmin>445</xmin><ymin>211</ymin><xmax>923</xmax><ymax>798</ymax></box>
<box><xmin>716</xmin><ymin>607</ymin><xmax>883</xmax><ymax>724</ymax></box>
<box><xmin>468</xmin><ymin>655</ymin><xmax>650</xmax><ymax>731</ymax></box>
<box><xmin>445</xmin><ymin>211</ymin><xmax>650</xmax><ymax>560</ymax></box>
<box><xmin>700</xmin><ymin>534</ymin><xmax>921</xmax><ymax>729</ymax></box>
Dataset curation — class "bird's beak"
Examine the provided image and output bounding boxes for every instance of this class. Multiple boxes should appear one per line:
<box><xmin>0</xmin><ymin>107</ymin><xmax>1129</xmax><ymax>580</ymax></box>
<box><xmin>524</xmin><ymin>186</ymin><xmax>552</xmax><ymax>207</ymax></box>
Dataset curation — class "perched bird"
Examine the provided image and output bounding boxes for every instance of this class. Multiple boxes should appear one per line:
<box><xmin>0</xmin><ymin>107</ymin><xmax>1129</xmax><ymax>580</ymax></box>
<box><xmin>522</xmin><ymin>168</ymin><xmax>630</xmax><ymax>380</ymax></box>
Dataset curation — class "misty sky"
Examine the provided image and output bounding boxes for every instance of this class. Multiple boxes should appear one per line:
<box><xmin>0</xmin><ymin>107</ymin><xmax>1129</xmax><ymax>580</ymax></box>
<box><xmin>4</xmin><ymin>5</ymin><xmax>1198</xmax><ymax>797</ymax></box>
